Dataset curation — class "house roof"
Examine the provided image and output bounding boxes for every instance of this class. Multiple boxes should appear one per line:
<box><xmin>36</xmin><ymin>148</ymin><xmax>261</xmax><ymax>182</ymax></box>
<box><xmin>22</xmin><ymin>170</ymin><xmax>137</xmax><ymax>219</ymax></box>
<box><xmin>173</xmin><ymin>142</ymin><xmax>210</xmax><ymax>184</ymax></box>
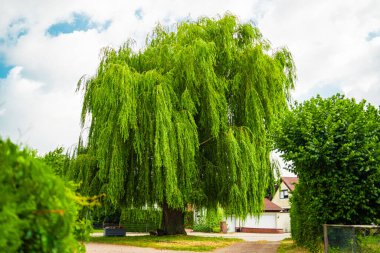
<box><xmin>282</xmin><ymin>177</ymin><xmax>299</xmax><ymax>191</ymax></box>
<box><xmin>264</xmin><ymin>198</ymin><xmax>282</xmax><ymax>212</ymax></box>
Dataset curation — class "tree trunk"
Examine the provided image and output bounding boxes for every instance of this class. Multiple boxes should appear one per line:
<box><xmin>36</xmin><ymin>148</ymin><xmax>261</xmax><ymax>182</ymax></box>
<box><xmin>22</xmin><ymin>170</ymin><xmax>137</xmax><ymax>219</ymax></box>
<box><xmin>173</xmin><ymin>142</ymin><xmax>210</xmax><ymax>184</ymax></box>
<box><xmin>161</xmin><ymin>202</ymin><xmax>187</xmax><ymax>235</ymax></box>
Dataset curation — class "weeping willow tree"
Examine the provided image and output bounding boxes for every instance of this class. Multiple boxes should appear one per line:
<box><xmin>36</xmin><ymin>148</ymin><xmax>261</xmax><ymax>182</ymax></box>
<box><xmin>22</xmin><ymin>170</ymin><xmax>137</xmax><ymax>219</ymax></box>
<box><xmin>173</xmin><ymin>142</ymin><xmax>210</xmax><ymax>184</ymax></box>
<box><xmin>77</xmin><ymin>14</ymin><xmax>295</xmax><ymax>235</ymax></box>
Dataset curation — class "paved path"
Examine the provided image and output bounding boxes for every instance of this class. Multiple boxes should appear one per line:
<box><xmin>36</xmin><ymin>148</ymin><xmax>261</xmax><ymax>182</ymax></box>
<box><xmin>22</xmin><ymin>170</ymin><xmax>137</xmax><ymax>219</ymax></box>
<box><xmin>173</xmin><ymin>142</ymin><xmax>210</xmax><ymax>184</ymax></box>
<box><xmin>214</xmin><ymin>242</ymin><xmax>279</xmax><ymax>253</ymax></box>
<box><xmin>86</xmin><ymin>241</ymin><xmax>280</xmax><ymax>253</ymax></box>
<box><xmin>87</xmin><ymin>232</ymin><xmax>286</xmax><ymax>253</ymax></box>
<box><xmin>189</xmin><ymin>231</ymin><xmax>289</xmax><ymax>242</ymax></box>
<box><xmin>86</xmin><ymin>242</ymin><xmax>194</xmax><ymax>253</ymax></box>
<box><xmin>91</xmin><ymin>231</ymin><xmax>290</xmax><ymax>242</ymax></box>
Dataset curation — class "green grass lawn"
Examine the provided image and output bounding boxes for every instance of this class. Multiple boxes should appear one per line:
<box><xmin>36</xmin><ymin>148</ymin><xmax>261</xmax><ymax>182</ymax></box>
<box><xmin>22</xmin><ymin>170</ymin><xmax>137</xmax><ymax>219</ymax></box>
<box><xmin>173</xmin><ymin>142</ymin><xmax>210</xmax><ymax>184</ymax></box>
<box><xmin>277</xmin><ymin>236</ymin><xmax>380</xmax><ymax>253</ymax></box>
<box><xmin>359</xmin><ymin>235</ymin><xmax>380</xmax><ymax>253</ymax></box>
<box><xmin>90</xmin><ymin>235</ymin><xmax>242</xmax><ymax>251</ymax></box>
<box><xmin>92</xmin><ymin>229</ymin><xmax>104</xmax><ymax>233</ymax></box>
<box><xmin>277</xmin><ymin>238</ymin><xmax>309</xmax><ymax>253</ymax></box>
<box><xmin>328</xmin><ymin>235</ymin><xmax>380</xmax><ymax>253</ymax></box>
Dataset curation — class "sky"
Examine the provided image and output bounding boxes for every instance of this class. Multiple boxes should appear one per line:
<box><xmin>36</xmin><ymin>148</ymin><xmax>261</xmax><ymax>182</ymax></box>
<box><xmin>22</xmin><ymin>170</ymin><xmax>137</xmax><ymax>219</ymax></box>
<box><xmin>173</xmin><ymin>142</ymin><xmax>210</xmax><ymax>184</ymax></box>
<box><xmin>0</xmin><ymin>0</ymin><xmax>379</xmax><ymax>166</ymax></box>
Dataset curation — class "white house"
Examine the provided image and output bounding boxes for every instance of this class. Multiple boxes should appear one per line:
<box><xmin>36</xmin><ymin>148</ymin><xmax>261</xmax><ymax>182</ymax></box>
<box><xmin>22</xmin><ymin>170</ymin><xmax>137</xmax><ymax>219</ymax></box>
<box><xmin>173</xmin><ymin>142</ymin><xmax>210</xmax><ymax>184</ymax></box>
<box><xmin>225</xmin><ymin>177</ymin><xmax>298</xmax><ymax>233</ymax></box>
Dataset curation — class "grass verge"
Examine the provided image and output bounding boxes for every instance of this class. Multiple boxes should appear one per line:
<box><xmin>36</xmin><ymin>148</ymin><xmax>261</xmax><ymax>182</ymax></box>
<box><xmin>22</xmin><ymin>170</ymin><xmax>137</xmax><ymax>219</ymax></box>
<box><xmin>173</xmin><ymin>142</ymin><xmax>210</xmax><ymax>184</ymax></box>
<box><xmin>90</xmin><ymin>235</ymin><xmax>242</xmax><ymax>251</ymax></box>
<box><xmin>277</xmin><ymin>238</ymin><xmax>309</xmax><ymax>253</ymax></box>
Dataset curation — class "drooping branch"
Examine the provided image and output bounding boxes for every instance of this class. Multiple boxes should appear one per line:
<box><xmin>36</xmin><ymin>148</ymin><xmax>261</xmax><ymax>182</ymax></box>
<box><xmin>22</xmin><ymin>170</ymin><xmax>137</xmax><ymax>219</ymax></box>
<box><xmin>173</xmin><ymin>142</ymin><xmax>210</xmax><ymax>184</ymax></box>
<box><xmin>76</xmin><ymin>14</ymin><xmax>296</xmax><ymax>220</ymax></box>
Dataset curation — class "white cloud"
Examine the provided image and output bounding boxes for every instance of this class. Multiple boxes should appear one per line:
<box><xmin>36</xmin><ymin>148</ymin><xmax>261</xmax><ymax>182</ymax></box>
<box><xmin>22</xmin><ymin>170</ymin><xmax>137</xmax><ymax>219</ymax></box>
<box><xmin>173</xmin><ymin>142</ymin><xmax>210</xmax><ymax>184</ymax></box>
<box><xmin>0</xmin><ymin>67</ymin><xmax>81</xmax><ymax>154</ymax></box>
<box><xmin>0</xmin><ymin>0</ymin><xmax>379</xmax><ymax>154</ymax></box>
<box><xmin>258</xmin><ymin>0</ymin><xmax>380</xmax><ymax>105</ymax></box>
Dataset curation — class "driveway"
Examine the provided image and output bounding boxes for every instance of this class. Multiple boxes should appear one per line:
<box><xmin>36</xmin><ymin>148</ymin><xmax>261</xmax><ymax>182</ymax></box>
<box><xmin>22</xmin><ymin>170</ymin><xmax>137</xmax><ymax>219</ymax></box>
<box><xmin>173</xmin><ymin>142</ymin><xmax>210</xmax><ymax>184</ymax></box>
<box><xmin>87</xmin><ymin>231</ymin><xmax>287</xmax><ymax>253</ymax></box>
<box><xmin>188</xmin><ymin>231</ymin><xmax>290</xmax><ymax>242</ymax></box>
<box><xmin>86</xmin><ymin>243</ymin><xmax>195</xmax><ymax>253</ymax></box>
<box><xmin>86</xmin><ymin>241</ymin><xmax>280</xmax><ymax>253</ymax></box>
<box><xmin>214</xmin><ymin>242</ymin><xmax>280</xmax><ymax>253</ymax></box>
<box><xmin>91</xmin><ymin>231</ymin><xmax>290</xmax><ymax>242</ymax></box>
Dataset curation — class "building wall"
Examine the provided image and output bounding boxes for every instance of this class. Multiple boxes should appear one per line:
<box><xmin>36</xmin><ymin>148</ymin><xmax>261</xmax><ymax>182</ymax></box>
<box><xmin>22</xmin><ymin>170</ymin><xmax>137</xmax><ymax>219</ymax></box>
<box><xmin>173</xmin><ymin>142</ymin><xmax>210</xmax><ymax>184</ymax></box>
<box><xmin>272</xmin><ymin>182</ymin><xmax>291</xmax><ymax>209</ymax></box>
<box><xmin>243</xmin><ymin>213</ymin><xmax>277</xmax><ymax>229</ymax></box>
<box><xmin>225</xmin><ymin>212</ymin><xmax>292</xmax><ymax>233</ymax></box>
<box><xmin>225</xmin><ymin>216</ymin><xmax>236</xmax><ymax>232</ymax></box>
<box><xmin>277</xmin><ymin>212</ymin><xmax>291</xmax><ymax>232</ymax></box>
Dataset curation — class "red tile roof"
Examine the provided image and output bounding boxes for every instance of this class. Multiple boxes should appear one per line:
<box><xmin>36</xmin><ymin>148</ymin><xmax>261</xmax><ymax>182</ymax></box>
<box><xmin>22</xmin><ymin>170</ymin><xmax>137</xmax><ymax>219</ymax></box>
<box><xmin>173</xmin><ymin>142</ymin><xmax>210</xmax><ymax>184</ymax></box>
<box><xmin>282</xmin><ymin>177</ymin><xmax>299</xmax><ymax>191</ymax></box>
<box><xmin>264</xmin><ymin>198</ymin><xmax>282</xmax><ymax>212</ymax></box>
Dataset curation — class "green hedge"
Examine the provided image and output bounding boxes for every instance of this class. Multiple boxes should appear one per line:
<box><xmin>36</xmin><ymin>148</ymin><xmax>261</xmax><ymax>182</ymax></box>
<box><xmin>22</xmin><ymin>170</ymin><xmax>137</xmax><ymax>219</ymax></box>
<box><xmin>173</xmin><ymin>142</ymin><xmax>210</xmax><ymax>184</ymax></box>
<box><xmin>290</xmin><ymin>183</ymin><xmax>322</xmax><ymax>252</ymax></box>
<box><xmin>120</xmin><ymin>208</ymin><xmax>161</xmax><ymax>232</ymax></box>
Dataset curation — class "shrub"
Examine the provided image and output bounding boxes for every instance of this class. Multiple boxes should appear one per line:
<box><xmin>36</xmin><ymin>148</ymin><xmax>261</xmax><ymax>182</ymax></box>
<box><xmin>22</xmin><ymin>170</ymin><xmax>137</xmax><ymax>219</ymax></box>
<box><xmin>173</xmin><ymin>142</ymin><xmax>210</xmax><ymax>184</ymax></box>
<box><xmin>193</xmin><ymin>207</ymin><xmax>223</xmax><ymax>233</ymax></box>
<box><xmin>184</xmin><ymin>211</ymin><xmax>194</xmax><ymax>229</ymax></box>
<box><xmin>0</xmin><ymin>138</ymin><xmax>83</xmax><ymax>252</ymax></box>
<box><xmin>275</xmin><ymin>95</ymin><xmax>380</xmax><ymax>252</ymax></box>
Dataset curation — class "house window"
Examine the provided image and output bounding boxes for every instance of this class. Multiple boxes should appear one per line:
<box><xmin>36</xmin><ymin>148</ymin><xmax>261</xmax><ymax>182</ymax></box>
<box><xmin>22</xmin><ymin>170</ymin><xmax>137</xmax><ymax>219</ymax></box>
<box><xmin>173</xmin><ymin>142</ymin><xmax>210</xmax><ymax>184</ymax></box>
<box><xmin>280</xmin><ymin>189</ymin><xmax>289</xmax><ymax>199</ymax></box>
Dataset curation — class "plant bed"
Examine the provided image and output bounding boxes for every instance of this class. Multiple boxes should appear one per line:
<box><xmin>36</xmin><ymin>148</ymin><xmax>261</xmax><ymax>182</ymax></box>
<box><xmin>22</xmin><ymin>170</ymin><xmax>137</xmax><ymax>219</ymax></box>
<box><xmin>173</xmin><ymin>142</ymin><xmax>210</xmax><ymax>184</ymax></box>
<box><xmin>104</xmin><ymin>226</ymin><xmax>126</xmax><ymax>236</ymax></box>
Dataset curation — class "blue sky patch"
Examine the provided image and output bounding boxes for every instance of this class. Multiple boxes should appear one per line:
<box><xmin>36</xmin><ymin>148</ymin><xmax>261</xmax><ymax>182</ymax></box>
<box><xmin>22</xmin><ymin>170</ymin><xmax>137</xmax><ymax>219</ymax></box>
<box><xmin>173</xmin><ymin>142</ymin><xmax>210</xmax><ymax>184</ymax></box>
<box><xmin>299</xmin><ymin>82</ymin><xmax>343</xmax><ymax>102</ymax></box>
<box><xmin>0</xmin><ymin>55</ymin><xmax>14</xmax><ymax>79</ymax></box>
<box><xmin>367</xmin><ymin>30</ymin><xmax>380</xmax><ymax>41</ymax></box>
<box><xmin>47</xmin><ymin>13</ymin><xmax>111</xmax><ymax>37</ymax></box>
<box><xmin>135</xmin><ymin>8</ymin><xmax>144</xmax><ymax>20</ymax></box>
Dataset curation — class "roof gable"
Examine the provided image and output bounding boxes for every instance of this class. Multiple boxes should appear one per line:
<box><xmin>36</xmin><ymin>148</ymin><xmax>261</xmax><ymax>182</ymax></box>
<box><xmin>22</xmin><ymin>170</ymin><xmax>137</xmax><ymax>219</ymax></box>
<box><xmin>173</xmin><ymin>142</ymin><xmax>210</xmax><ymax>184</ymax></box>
<box><xmin>282</xmin><ymin>177</ymin><xmax>298</xmax><ymax>191</ymax></box>
<box><xmin>264</xmin><ymin>198</ymin><xmax>282</xmax><ymax>211</ymax></box>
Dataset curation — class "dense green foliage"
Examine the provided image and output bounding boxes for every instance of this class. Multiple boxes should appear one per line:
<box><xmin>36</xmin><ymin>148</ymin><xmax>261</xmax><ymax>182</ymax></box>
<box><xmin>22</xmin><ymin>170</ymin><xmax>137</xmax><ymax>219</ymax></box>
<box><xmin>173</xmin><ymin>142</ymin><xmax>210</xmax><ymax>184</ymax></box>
<box><xmin>0</xmin><ymin>139</ymin><xmax>84</xmax><ymax>253</ymax></box>
<box><xmin>274</xmin><ymin>94</ymin><xmax>380</xmax><ymax>252</ymax></box>
<box><xmin>120</xmin><ymin>208</ymin><xmax>162</xmax><ymax>232</ymax></box>
<box><xmin>193</xmin><ymin>207</ymin><xmax>224</xmax><ymax>232</ymax></box>
<box><xmin>64</xmin><ymin>150</ymin><xmax>117</xmax><ymax>227</ymax></box>
<box><xmin>184</xmin><ymin>211</ymin><xmax>194</xmax><ymax>229</ymax></box>
<box><xmin>77</xmin><ymin>14</ymin><xmax>295</xmax><ymax>220</ymax></box>
<box><xmin>42</xmin><ymin>147</ymin><xmax>70</xmax><ymax>178</ymax></box>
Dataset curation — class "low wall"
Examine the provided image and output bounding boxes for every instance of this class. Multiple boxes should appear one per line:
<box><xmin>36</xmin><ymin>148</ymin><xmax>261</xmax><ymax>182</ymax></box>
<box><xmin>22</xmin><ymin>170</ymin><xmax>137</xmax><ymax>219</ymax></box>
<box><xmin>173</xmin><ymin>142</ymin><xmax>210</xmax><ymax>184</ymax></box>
<box><xmin>240</xmin><ymin>227</ymin><xmax>284</xmax><ymax>233</ymax></box>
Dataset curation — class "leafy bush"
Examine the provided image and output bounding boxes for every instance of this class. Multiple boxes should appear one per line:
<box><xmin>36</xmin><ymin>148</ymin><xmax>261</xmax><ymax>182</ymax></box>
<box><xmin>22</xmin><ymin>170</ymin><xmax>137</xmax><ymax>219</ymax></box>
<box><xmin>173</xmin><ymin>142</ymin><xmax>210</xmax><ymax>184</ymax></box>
<box><xmin>192</xmin><ymin>223</ymin><xmax>213</xmax><ymax>232</ymax></box>
<box><xmin>0</xmin><ymin>138</ymin><xmax>84</xmax><ymax>252</ymax></box>
<box><xmin>184</xmin><ymin>211</ymin><xmax>194</xmax><ymax>228</ymax></box>
<box><xmin>275</xmin><ymin>95</ymin><xmax>380</xmax><ymax>252</ymax></box>
<box><xmin>193</xmin><ymin>207</ymin><xmax>224</xmax><ymax>233</ymax></box>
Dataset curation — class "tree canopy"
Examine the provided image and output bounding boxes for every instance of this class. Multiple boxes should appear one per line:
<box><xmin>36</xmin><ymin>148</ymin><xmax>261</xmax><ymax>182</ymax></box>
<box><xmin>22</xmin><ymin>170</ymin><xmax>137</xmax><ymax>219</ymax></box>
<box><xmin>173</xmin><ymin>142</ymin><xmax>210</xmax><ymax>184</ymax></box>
<box><xmin>274</xmin><ymin>94</ymin><xmax>380</xmax><ymax>251</ymax></box>
<box><xmin>42</xmin><ymin>147</ymin><xmax>70</xmax><ymax>178</ymax></box>
<box><xmin>76</xmin><ymin>14</ymin><xmax>295</xmax><ymax>233</ymax></box>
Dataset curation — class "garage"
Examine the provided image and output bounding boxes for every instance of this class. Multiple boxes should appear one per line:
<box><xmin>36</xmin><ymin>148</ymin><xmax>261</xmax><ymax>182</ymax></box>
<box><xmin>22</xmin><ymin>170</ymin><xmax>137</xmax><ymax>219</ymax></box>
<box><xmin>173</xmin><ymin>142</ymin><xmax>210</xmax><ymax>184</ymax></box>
<box><xmin>244</xmin><ymin>213</ymin><xmax>277</xmax><ymax>229</ymax></box>
<box><xmin>234</xmin><ymin>198</ymin><xmax>284</xmax><ymax>233</ymax></box>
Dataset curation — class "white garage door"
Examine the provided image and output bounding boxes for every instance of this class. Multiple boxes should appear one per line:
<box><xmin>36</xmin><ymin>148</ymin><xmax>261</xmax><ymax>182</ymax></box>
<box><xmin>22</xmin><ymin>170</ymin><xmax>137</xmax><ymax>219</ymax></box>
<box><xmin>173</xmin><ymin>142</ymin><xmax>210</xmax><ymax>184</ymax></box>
<box><xmin>243</xmin><ymin>213</ymin><xmax>277</xmax><ymax>229</ymax></box>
